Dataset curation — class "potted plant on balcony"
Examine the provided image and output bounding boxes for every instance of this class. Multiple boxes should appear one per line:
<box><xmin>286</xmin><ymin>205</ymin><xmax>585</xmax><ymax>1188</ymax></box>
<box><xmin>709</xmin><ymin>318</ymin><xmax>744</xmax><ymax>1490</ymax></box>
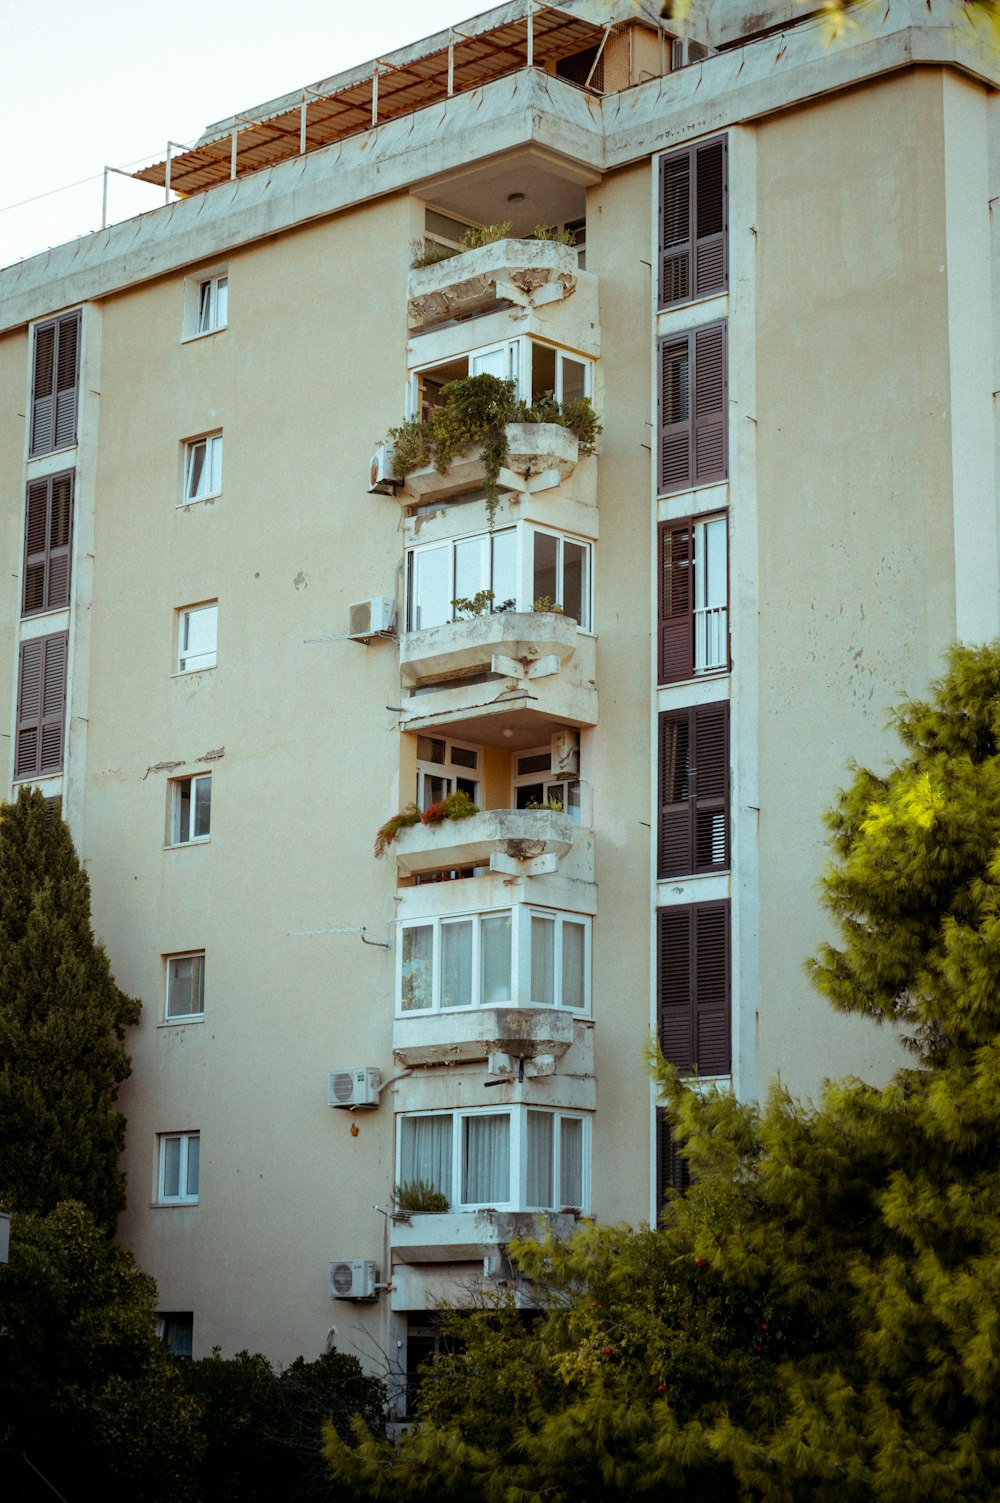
<box><xmin>384</xmin><ymin>376</ymin><xmax>601</xmax><ymax>529</ymax></box>
<box><xmin>393</xmin><ymin>1180</ymin><xmax>451</xmax><ymax>1218</ymax></box>
<box><xmin>374</xmin><ymin>790</ymin><xmax>479</xmax><ymax>858</ymax></box>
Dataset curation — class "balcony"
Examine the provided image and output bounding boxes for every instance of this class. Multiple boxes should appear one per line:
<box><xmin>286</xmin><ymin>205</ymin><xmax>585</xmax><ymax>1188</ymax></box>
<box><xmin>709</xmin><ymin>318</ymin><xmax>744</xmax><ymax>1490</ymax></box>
<box><xmin>408</xmin><ymin>238</ymin><xmax>582</xmax><ymax>332</ymax></box>
<box><xmin>391</xmin><ymin>1209</ymin><xmax>577</xmax><ymax>1264</ymax></box>
<box><xmin>391</xmin><ymin>806</ymin><xmax>593</xmax><ymax>879</ymax></box>
<box><xmin>399</xmin><ymin>614</ymin><xmax>597</xmax><ymax>747</ymax></box>
<box><xmin>399</xmin><ymin>421</ymin><xmax>581</xmax><ymax>505</ymax></box>
<box><xmin>394</xmin><ymin>1005</ymin><xmax>584</xmax><ymax>1066</ymax></box>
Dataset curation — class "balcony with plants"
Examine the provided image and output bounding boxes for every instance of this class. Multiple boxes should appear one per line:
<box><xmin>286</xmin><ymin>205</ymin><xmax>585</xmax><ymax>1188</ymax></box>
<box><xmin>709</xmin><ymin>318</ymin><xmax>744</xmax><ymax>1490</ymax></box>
<box><xmin>374</xmin><ymin>790</ymin><xmax>594</xmax><ymax>881</ymax></box>
<box><xmin>407</xmin><ymin>220</ymin><xmax>596</xmax><ymax>332</ymax></box>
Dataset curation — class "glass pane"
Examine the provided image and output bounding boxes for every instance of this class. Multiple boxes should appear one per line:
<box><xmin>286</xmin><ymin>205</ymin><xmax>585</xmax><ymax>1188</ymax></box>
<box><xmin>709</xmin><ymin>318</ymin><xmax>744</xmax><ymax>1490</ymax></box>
<box><xmin>215</xmin><ymin>278</ymin><xmax>228</xmax><ymax>326</ymax></box>
<box><xmin>400</xmin><ymin>1116</ymin><xmax>453</xmax><ymax>1202</ymax></box>
<box><xmin>559</xmin><ymin>1118</ymin><xmax>583</xmax><ymax>1207</ymax></box>
<box><xmin>531</xmin><ymin>342</ymin><xmax>556</xmax><ymax>400</ymax></box>
<box><xmin>418</xmin><ymin>736</ymin><xmax>446</xmax><ymax>764</ymax></box>
<box><xmin>517</xmin><ymin>751</ymin><xmax>551</xmax><ymax>776</ymax></box>
<box><xmin>560</xmin><ymin>356</ymin><xmax>587</xmax><ymax>405</ymax></box>
<box><xmin>419</xmin><ymin>773</ymin><xmax>449</xmax><ymax>809</ymax></box>
<box><xmin>700</xmin><ymin>518</ymin><xmax>727</xmax><ymax>609</ymax></box>
<box><xmin>441</xmin><ymin>920</ymin><xmax>473</xmax><ymax>1008</ymax></box>
<box><xmin>454</xmin><ymin>536</ymin><xmax>486</xmax><ymax>605</ymax></box>
<box><xmin>167</xmin><ymin>956</ymin><xmax>202</xmax><ymax>1017</ymax></box>
<box><xmin>208</xmin><ymin>435</ymin><xmax>223</xmax><ymax>492</ymax></box>
<box><xmin>450</xmin><ymin>744</ymin><xmax>478</xmax><ymax>769</ymax></box>
<box><xmin>562</xmin><ymin>541</ymin><xmax>588</xmax><ymax>627</ymax></box>
<box><xmin>197</xmin><ymin>283</ymin><xmax>212</xmax><ymax>332</ymax></box>
<box><xmin>491</xmin><ymin>530</ymin><xmax>517</xmax><ymax>611</ymax></box>
<box><xmin>162</xmin><ymin>1138</ymin><xmax>181</xmax><ymax>1198</ymax></box>
<box><xmin>184</xmin><ymin>606</ymin><xmax>216</xmax><ymax>659</ymax></box>
<box><xmin>561</xmin><ymin>922</ymin><xmax>586</xmax><ymax>1009</ymax></box>
<box><xmin>472</xmin><ymin>344</ymin><xmax>512</xmax><ymax>380</ymax></box>
<box><xmin>186</xmin><ymin>442</ymin><xmax>206</xmax><ymax>497</ymax></box>
<box><xmin>462</xmin><ymin>1114</ymin><xmax>509</xmax><ymax>1204</ymax></box>
<box><xmin>173</xmin><ymin>781</ymin><xmax>191</xmax><ymax>843</ymax></box>
<box><xmin>410</xmin><ymin>545</ymin><xmax>451</xmax><ymax>631</ymax></box>
<box><xmin>516</xmin><ymin>782</ymin><xmax>545</xmax><ymax>810</ymax></box>
<box><xmin>531</xmin><ymin>915</ymin><xmax>555</xmax><ymax>1005</ymax></box>
<box><xmin>193</xmin><ymin>777</ymin><xmax>211</xmax><ymax>838</ymax></box>
<box><xmin>533</xmin><ymin>532</ymin><xmax>559</xmax><ymax>608</ymax></box>
<box><xmin>526</xmin><ymin>1111</ymin><xmax>554</xmax><ymax>1206</ymax></box>
<box><xmin>401</xmin><ymin>925</ymin><xmax>433</xmax><ymax>1011</ymax></box>
<box><xmin>185</xmin><ymin>1136</ymin><xmax>200</xmax><ymax>1197</ymax></box>
<box><xmin>480</xmin><ymin>914</ymin><xmax>512</xmax><ymax>1004</ymax></box>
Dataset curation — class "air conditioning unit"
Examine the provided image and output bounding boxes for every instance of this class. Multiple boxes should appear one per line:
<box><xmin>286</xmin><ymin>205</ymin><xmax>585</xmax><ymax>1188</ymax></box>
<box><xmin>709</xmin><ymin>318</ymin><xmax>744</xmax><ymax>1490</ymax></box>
<box><xmin>328</xmin><ymin>1066</ymin><xmax>381</xmax><ymax>1109</ymax></box>
<box><xmin>551</xmin><ymin>727</ymin><xmax>580</xmax><ymax>775</ymax></box>
<box><xmin>329</xmin><ymin>1259</ymin><xmax>378</xmax><ymax>1300</ymax></box>
<box><xmin>348</xmin><ymin>598</ymin><xmax>395</xmax><ymax>642</ymax></box>
<box><xmin>368</xmin><ymin>444</ymin><xmax>400</xmax><ymax>495</ymax></box>
<box><xmin>670</xmin><ymin>36</ymin><xmax>713</xmax><ymax>69</ymax></box>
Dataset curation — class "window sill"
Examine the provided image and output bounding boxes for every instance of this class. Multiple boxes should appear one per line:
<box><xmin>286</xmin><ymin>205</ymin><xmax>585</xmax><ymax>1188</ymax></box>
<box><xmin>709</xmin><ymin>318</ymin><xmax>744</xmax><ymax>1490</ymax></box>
<box><xmin>152</xmin><ymin>1199</ymin><xmax>200</xmax><ymax>1208</ymax></box>
<box><xmin>180</xmin><ymin>326</ymin><xmax>227</xmax><ymax>344</ymax></box>
<box><xmin>171</xmin><ymin>665</ymin><xmax>217</xmax><ymax>678</ymax></box>
<box><xmin>163</xmin><ymin>838</ymin><xmax>211</xmax><ymax>850</ymax></box>
<box><xmin>158</xmin><ymin>1015</ymin><xmax>205</xmax><ymax>1027</ymax></box>
<box><xmin>177</xmin><ymin>491</ymin><xmax>222</xmax><ymax>508</ymax></box>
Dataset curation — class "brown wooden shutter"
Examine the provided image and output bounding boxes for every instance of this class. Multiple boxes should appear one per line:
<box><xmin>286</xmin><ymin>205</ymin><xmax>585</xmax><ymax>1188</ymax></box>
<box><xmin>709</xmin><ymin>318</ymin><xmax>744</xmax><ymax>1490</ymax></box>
<box><xmin>693</xmin><ymin>322</ymin><xmax>726</xmax><ymax>485</ymax></box>
<box><xmin>656</xmin><ymin>1109</ymin><xmax>691</xmax><ymax>1211</ymax></box>
<box><xmin>23</xmin><ymin>471</ymin><xmax>73</xmax><ymax>616</ymax></box>
<box><xmin>694</xmin><ymin>138</ymin><xmax>727</xmax><ymax>298</ymax></box>
<box><xmin>657</xmin><ymin>902</ymin><xmax>731</xmax><ymax>1076</ymax></box>
<box><xmin>658</xmin><ymin>519</ymin><xmax>694</xmax><ymax>683</ymax></box>
<box><xmin>15</xmin><ymin>631</ymin><xmax>68</xmax><ymax>779</ymax></box>
<box><xmin>659</xmin><ymin>137</ymin><xmax>726</xmax><ymax>309</ymax></box>
<box><xmin>30</xmin><ymin>312</ymin><xmax>80</xmax><ymax>456</ymax></box>
<box><xmin>658</xmin><ymin>703</ymin><xmax>729</xmax><ymax>878</ymax></box>
<box><xmin>658</xmin><ymin>323</ymin><xmax>727</xmax><ymax>494</ymax></box>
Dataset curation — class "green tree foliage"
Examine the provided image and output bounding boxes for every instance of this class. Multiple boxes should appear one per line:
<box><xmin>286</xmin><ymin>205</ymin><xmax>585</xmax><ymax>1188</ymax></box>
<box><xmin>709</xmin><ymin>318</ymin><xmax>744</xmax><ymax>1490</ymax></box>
<box><xmin>0</xmin><ymin>787</ymin><xmax>140</xmax><ymax>1230</ymax></box>
<box><xmin>326</xmin><ymin>643</ymin><xmax>1000</xmax><ymax>1501</ymax></box>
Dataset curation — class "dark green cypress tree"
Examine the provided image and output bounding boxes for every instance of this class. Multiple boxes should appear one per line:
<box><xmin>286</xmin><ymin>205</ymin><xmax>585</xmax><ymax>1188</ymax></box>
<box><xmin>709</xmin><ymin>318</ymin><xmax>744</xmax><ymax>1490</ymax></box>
<box><xmin>0</xmin><ymin>786</ymin><xmax>140</xmax><ymax>1230</ymax></box>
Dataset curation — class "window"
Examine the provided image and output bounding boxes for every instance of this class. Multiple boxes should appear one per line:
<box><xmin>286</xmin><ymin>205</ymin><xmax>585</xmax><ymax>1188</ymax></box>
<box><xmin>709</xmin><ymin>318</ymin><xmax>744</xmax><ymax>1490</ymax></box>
<box><xmin>177</xmin><ymin>603</ymin><xmax>217</xmax><ymax>673</ymax></box>
<box><xmin>512</xmin><ymin>745</ymin><xmax>582</xmax><ymax>821</ymax></box>
<box><xmin>30</xmin><ymin>311</ymin><xmax>80</xmax><ymax>456</ymax></box>
<box><xmin>398</xmin><ymin>1107</ymin><xmax>589</xmax><ymax>1211</ymax></box>
<box><xmin>399</xmin><ymin>907</ymin><xmax>590</xmax><ymax>1014</ymax></box>
<box><xmin>657</xmin><ymin>902</ymin><xmax>730</xmax><ymax>1076</ymax></box>
<box><xmin>657</xmin><ymin>1110</ymin><xmax>691</xmax><ymax>1210</ymax></box>
<box><xmin>405</xmin><ymin>525</ymin><xmax>592</xmax><ymax>631</ymax></box>
<box><xmin>168</xmin><ymin>774</ymin><xmax>212</xmax><ymax>845</ymax></box>
<box><xmin>410</xmin><ymin>336</ymin><xmax>594</xmax><ymax>419</ymax></box>
<box><xmin>165</xmin><ymin>953</ymin><xmax>205</xmax><ymax>1020</ymax></box>
<box><xmin>659</xmin><ymin>137</ymin><xmax>727</xmax><ymax>308</ymax></box>
<box><xmin>14</xmin><ymin>631</ymin><xmax>67</xmax><ymax>779</ymax></box>
<box><xmin>157</xmin><ymin>1132</ymin><xmax>200</xmax><ymax>1203</ymax></box>
<box><xmin>183</xmin><ymin>434</ymin><xmax>223</xmax><ymax>503</ymax></box>
<box><xmin>416</xmin><ymin>737</ymin><xmax>480</xmax><ymax>810</ymax></box>
<box><xmin>658</xmin><ymin>702</ymin><xmax>729</xmax><ymax>878</ymax></box>
<box><xmin>658</xmin><ymin>322</ymin><xmax>727</xmax><ymax>494</ymax></box>
<box><xmin>658</xmin><ymin>515</ymin><xmax>728</xmax><ymax>682</ymax></box>
<box><xmin>23</xmin><ymin>471</ymin><xmax>73</xmax><ymax>616</ymax></box>
<box><xmin>157</xmin><ymin>1312</ymin><xmax>194</xmax><ymax>1358</ymax></box>
<box><xmin>197</xmin><ymin>274</ymin><xmax>228</xmax><ymax>334</ymax></box>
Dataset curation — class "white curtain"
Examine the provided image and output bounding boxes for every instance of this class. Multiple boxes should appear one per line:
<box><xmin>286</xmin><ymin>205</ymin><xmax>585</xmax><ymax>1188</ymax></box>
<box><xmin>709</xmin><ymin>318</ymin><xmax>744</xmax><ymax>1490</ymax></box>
<box><xmin>559</xmin><ymin>1117</ymin><xmax>583</xmax><ymax>1208</ymax></box>
<box><xmin>531</xmin><ymin>915</ymin><xmax>555</xmax><ymax>1005</ymax></box>
<box><xmin>462</xmin><ymin>1114</ymin><xmax>509</xmax><ymax>1204</ymax></box>
<box><xmin>441</xmin><ymin>920</ymin><xmax>473</xmax><ymax>1008</ymax></box>
<box><xmin>400</xmin><ymin>1116</ymin><xmax>452</xmax><ymax>1202</ymax></box>
<box><xmin>526</xmin><ymin>1111</ymin><xmax>553</xmax><ymax>1207</ymax></box>
<box><xmin>481</xmin><ymin>914</ymin><xmax>512</xmax><ymax>1004</ymax></box>
<box><xmin>561</xmin><ymin>922</ymin><xmax>585</xmax><ymax>1009</ymax></box>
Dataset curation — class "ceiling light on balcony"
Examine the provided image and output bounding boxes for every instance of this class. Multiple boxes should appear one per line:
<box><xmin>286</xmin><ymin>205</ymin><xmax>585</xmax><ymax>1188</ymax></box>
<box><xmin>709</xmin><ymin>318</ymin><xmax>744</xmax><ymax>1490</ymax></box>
<box><xmin>506</xmin><ymin>192</ymin><xmax>525</xmax><ymax>203</ymax></box>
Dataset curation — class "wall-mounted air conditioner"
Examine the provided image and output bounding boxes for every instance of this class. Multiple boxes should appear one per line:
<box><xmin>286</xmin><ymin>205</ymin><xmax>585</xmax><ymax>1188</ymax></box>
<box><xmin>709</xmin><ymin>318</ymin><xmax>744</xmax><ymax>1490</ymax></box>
<box><xmin>329</xmin><ymin>1259</ymin><xmax>378</xmax><ymax>1300</ymax></box>
<box><xmin>670</xmin><ymin>36</ymin><xmax>713</xmax><ymax>69</ymax></box>
<box><xmin>551</xmin><ymin>726</ymin><xmax>580</xmax><ymax>775</ymax></box>
<box><xmin>368</xmin><ymin>444</ymin><xmax>400</xmax><ymax>495</ymax></box>
<box><xmin>348</xmin><ymin>598</ymin><xmax>395</xmax><ymax>642</ymax></box>
<box><xmin>328</xmin><ymin>1066</ymin><xmax>381</xmax><ymax>1109</ymax></box>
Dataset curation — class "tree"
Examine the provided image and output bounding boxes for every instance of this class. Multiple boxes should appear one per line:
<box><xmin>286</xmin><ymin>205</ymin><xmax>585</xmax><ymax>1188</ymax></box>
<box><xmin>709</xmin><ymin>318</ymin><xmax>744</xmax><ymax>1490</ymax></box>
<box><xmin>0</xmin><ymin>786</ymin><xmax>140</xmax><ymax>1230</ymax></box>
<box><xmin>326</xmin><ymin>642</ymin><xmax>1000</xmax><ymax>1501</ymax></box>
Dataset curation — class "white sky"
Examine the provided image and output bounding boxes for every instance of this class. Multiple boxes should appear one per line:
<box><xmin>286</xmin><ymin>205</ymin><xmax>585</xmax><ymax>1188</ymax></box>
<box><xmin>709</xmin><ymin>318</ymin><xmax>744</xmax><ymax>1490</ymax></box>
<box><xmin>0</xmin><ymin>0</ymin><xmax>485</xmax><ymax>270</ymax></box>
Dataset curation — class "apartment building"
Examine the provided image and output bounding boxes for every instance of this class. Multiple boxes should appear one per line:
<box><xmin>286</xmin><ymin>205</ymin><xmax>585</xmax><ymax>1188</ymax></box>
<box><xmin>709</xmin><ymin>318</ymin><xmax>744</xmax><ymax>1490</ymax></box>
<box><xmin>1</xmin><ymin>0</ymin><xmax>997</xmax><ymax>1388</ymax></box>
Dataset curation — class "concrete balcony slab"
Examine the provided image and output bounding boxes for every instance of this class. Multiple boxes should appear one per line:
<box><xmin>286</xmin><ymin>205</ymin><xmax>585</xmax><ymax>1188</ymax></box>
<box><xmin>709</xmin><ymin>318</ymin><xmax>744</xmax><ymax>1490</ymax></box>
<box><xmin>407</xmin><ymin>238</ymin><xmax>584</xmax><ymax>330</ymax></box>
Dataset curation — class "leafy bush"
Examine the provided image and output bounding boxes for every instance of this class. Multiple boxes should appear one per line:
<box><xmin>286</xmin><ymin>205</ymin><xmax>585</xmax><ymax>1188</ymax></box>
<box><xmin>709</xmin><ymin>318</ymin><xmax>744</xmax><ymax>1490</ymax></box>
<box><xmin>373</xmin><ymin>804</ymin><xmax>420</xmax><ymax>859</ymax></box>
<box><xmin>395</xmin><ymin>1179</ymin><xmax>451</xmax><ymax>1213</ymax></box>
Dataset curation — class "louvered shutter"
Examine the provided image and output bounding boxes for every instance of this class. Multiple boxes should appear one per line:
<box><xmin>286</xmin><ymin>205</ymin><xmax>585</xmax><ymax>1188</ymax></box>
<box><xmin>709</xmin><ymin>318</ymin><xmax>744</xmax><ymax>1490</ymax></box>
<box><xmin>658</xmin><ymin>519</ymin><xmax>694</xmax><ymax>683</ymax></box>
<box><xmin>659</xmin><ymin>137</ymin><xmax>727</xmax><ymax>309</ymax></box>
<box><xmin>658</xmin><ymin>703</ymin><xmax>729</xmax><ymax>878</ymax></box>
<box><xmin>30</xmin><ymin>312</ymin><xmax>80</xmax><ymax>456</ymax></box>
<box><xmin>658</xmin><ymin>903</ymin><xmax>731</xmax><ymax>1076</ymax></box>
<box><xmin>694</xmin><ymin>138</ymin><xmax>727</xmax><ymax>298</ymax></box>
<box><xmin>659</xmin><ymin>335</ymin><xmax>692</xmax><ymax>491</ymax></box>
<box><xmin>656</xmin><ymin>1109</ymin><xmax>691</xmax><ymax>1210</ymax></box>
<box><xmin>693</xmin><ymin>323</ymin><xmax>726</xmax><ymax>485</ymax></box>
<box><xmin>23</xmin><ymin>472</ymin><xmax>73</xmax><ymax>616</ymax></box>
<box><xmin>15</xmin><ymin>631</ymin><xmax>67</xmax><ymax>779</ymax></box>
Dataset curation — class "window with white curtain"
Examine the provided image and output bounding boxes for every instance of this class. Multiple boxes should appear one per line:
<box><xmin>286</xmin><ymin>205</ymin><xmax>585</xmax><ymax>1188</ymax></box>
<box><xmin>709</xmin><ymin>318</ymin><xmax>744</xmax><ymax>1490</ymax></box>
<box><xmin>405</xmin><ymin>523</ymin><xmax>592</xmax><ymax>632</ymax></box>
<box><xmin>398</xmin><ymin>1108</ymin><xmax>589</xmax><ymax>1211</ymax></box>
<box><xmin>398</xmin><ymin>907</ymin><xmax>590</xmax><ymax>1014</ymax></box>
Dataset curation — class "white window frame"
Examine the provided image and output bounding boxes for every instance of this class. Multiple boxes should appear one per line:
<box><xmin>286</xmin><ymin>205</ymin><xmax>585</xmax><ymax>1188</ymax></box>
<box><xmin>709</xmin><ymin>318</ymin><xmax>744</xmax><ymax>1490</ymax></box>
<box><xmin>408</xmin><ymin>336</ymin><xmax>594</xmax><ymax>419</ymax></box>
<box><xmin>176</xmin><ymin>602</ymin><xmax>218</xmax><ymax>674</ymax></box>
<box><xmin>164</xmin><ymin>952</ymin><xmax>205</xmax><ymax>1021</ymax></box>
<box><xmin>511</xmin><ymin>745</ymin><xmax>581</xmax><ymax>820</ymax></box>
<box><xmin>182</xmin><ymin>433</ymin><xmax>223</xmax><ymax>504</ymax></box>
<box><xmin>183</xmin><ymin>268</ymin><xmax>228</xmax><ymax>340</ymax></box>
<box><xmin>157</xmin><ymin>1131</ymin><xmax>200</xmax><ymax>1204</ymax></box>
<box><xmin>397</xmin><ymin>1106</ymin><xmax>590</xmax><ymax>1213</ymax></box>
<box><xmin>693</xmin><ymin>514</ymin><xmax>728</xmax><ymax>675</ymax></box>
<box><xmin>415</xmin><ymin>736</ymin><xmax>480</xmax><ymax>810</ymax></box>
<box><xmin>167</xmin><ymin>773</ymin><xmax>212</xmax><ymax>846</ymax></box>
<box><xmin>397</xmin><ymin>906</ymin><xmax>591</xmax><ymax>1015</ymax></box>
<box><xmin>405</xmin><ymin>523</ymin><xmax>592</xmax><ymax>633</ymax></box>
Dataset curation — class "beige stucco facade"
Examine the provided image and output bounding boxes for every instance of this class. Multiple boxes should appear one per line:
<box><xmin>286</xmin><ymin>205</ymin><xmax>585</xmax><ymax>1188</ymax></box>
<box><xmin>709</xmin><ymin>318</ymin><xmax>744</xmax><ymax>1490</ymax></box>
<box><xmin>2</xmin><ymin>0</ymin><xmax>998</xmax><ymax>1385</ymax></box>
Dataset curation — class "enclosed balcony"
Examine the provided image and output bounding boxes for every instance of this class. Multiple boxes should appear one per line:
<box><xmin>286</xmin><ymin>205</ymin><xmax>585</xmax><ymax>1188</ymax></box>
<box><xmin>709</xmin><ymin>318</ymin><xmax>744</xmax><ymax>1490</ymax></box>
<box><xmin>407</xmin><ymin>237</ymin><xmax>586</xmax><ymax>332</ymax></box>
